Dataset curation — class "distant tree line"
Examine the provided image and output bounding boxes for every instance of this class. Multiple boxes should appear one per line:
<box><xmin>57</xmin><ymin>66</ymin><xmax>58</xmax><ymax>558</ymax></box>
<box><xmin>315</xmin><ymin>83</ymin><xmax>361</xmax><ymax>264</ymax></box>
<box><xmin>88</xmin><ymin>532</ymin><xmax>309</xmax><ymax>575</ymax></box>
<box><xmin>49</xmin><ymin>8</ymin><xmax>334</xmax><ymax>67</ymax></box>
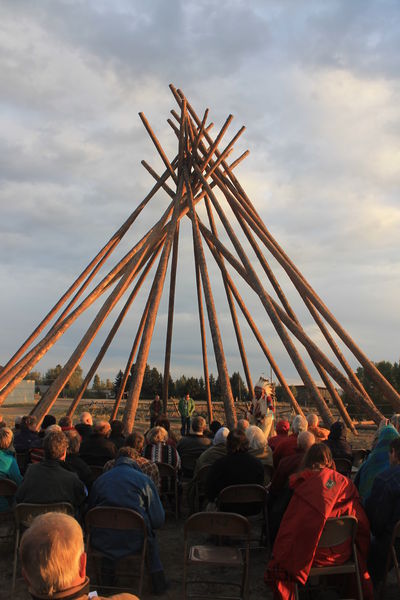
<box><xmin>25</xmin><ymin>363</ymin><xmax>249</xmax><ymax>401</ymax></box>
<box><xmin>342</xmin><ymin>360</ymin><xmax>400</xmax><ymax>417</ymax></box>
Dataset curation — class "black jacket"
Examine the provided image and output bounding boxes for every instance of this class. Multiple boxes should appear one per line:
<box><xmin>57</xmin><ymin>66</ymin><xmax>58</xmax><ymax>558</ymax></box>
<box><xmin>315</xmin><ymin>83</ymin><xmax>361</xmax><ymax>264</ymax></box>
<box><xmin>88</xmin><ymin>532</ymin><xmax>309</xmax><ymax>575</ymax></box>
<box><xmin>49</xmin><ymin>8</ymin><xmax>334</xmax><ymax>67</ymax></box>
<box><xmin>15</xmin><ymin>459</ymin><xmax>86</xmax><ymax>508</ymax></box>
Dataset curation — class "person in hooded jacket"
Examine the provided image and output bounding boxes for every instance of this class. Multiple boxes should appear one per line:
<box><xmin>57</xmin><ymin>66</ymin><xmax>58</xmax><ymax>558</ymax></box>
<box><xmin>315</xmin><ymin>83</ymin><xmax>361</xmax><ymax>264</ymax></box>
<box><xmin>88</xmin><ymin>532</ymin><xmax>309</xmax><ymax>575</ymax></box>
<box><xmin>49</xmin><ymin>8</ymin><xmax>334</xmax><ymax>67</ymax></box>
<box><xmin>323</xmin><ymin>421</ymin><xmax>352</xmax><ymax>463</ymax></box>
<box><xmin>265</xmin><ymin>443</ymin><xmax>373</xmax><ymax>600</ymax></box>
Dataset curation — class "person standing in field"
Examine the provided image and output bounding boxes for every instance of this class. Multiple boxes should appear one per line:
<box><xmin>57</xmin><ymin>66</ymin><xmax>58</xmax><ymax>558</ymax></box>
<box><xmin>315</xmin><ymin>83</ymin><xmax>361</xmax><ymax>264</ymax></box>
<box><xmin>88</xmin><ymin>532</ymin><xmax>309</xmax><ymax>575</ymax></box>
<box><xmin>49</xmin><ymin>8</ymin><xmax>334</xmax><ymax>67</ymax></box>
<box><xmin>149</xmin><ymin>394</ymin><xmax>162</xmax><ymax>429</ymax></box>
<box><xmin>178</xmin><ymin>393</ymin><xmax>195</xmax><ymax>436</ymax></box>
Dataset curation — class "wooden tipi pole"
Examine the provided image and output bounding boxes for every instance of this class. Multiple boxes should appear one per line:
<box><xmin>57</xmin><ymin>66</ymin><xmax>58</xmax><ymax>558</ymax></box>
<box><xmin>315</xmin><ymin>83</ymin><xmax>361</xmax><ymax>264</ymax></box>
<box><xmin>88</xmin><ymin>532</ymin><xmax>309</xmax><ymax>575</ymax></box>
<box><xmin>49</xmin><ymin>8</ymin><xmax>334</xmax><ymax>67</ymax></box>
<box><xmin>162</xmin><ymin>224</ymin><xmax>180</xmax><ymax>413</ymax></box>
<box><xmin>184</xmin><ymin>167</ymin><xmax>236</xmax><ymax>429</ymax></box>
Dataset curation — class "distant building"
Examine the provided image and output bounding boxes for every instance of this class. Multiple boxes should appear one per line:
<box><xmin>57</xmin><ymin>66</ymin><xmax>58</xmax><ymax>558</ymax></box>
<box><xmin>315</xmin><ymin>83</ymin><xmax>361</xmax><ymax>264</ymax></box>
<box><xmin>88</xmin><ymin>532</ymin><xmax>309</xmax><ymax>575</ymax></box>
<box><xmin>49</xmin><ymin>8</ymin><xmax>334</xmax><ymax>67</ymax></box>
<box><xmin>293</xmin><ymin>384</ymin><xmax>337</xmax><ymax>407</ymax></box>
<box><xmin>5</xmin><ymin>380</ymin><xmax>35</xmax><ymax>404</ymax></box>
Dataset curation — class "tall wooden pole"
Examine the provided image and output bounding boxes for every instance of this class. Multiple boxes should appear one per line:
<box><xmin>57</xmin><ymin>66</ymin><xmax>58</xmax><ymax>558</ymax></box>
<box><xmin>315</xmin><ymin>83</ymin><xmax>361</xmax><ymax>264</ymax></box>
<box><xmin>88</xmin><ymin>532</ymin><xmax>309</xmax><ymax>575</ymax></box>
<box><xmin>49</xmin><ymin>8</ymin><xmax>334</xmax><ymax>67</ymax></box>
<box><xmin>193</xmin><ymin>242</ymin><xmax>213</xmax><ymax>424</ymax></box>
<box><xmin>162</xmin><ymin>224</ymin><xmax>180</xmax><ymax>413</ymax></box>
<box><xmin>184</xmin><ymin>167</ymin><xmax>236</xmax><ymax>429</ymax></box>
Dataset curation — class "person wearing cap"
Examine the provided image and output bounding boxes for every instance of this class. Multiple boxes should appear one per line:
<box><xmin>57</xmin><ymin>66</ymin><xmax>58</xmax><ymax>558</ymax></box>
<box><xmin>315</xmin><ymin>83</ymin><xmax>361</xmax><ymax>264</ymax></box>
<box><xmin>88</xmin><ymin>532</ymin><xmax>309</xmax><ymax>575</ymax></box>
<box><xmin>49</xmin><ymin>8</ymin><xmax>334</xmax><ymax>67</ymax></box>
<box><xmin>273</xmin><ymin>415</ymin><xmax>308</xmax><ymax>469</ymax></box>
<box><xmin>268</xmin><ymin>420</ymin><xmax>290</xmax><ymax>451</ymax></box>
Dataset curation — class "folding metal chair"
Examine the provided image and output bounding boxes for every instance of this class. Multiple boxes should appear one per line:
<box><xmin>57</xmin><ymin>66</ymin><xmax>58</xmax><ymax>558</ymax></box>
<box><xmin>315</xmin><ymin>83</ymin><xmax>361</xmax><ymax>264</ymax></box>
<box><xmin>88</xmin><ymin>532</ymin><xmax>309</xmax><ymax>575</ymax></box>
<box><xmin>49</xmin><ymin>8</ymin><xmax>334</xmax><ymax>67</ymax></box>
<box><xmin>0</xmin><ymin>479</ymin><xmax>18</xmax><ymax>539</ymax></box>
<box><xmin>217</xmin><ymin>484</ymin><xmax>269</xmax><ymax>547</ymax></box>
<box><xmin>156</xmin><ymin>462</ymin><xmax>179</xmax><ymax>519</ymax></box>
<box><xmin>12</xmin><ymin>502</ymin><xmax>75</xmax><ymax>596</ymax></box>
<box><xmin>379</xmin><ymin>519</ymin><xmax>400</xmax><ymax>599</ymax></box>
<box><xmin>263</xmin><ymin>463</ymin><xmax>274</xmax><ymax>486</ymax></box>
<box><xmin>294</xmin><ymin>516</ymin><xmax>363</xmax><ymax>600</ymax></box>
<box><xmin>191</xmin><ymin>464</ymin><xmax>211</xmax><ymax>513</ymax></box>
<box><xmin>183</xmin><ymin>511</ymin><xmax>250</xmax><ymax>600</ymax></box>
<box><xmin>85</xmin><ymin>506</ymin><xmax>147</xmax><ymax>597</ymax></box>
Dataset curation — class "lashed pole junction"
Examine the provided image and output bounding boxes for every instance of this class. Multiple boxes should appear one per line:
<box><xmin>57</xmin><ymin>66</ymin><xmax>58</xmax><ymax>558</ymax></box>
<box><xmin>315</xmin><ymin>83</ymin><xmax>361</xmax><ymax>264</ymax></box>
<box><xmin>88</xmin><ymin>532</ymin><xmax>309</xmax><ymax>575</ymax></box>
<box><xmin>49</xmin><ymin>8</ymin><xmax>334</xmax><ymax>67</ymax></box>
<box><xmin>1</xmin><ymin>85</ymin><xmax>400</xmax><ymax>433</ymax></box>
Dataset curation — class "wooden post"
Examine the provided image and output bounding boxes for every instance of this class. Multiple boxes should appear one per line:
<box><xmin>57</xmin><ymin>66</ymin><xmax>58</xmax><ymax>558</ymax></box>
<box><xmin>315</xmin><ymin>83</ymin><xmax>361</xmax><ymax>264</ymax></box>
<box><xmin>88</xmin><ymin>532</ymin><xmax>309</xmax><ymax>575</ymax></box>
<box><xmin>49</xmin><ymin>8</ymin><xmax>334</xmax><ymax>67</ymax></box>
<box><xmin>184</xmin><ymin>167</ymin><xmax>236</xmax><ymax>429</ymax></box>
<box><xmin>162</xmin><ymin>224</ymin><xmax>180</xmax><ymax>413</ymax></box>
<box><xmin>193</xmin><ymin>245</ymin><xmax>213</xmax><ymax>425</ymax></box>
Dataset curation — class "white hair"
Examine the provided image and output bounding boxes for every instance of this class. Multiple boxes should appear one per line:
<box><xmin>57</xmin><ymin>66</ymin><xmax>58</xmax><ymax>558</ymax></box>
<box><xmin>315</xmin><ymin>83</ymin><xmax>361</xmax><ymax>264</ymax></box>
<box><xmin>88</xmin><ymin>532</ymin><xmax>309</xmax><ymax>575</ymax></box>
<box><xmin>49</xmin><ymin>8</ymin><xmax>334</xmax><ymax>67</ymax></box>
<box><xmin>246</xmin><ymin>425</ymin><xmax>267</xmax><ymax>450</ymax></box>
<box><xmin>292</xmin><ymin>415</ymin><xmax>308</xmax><ymax>434</ymax></box>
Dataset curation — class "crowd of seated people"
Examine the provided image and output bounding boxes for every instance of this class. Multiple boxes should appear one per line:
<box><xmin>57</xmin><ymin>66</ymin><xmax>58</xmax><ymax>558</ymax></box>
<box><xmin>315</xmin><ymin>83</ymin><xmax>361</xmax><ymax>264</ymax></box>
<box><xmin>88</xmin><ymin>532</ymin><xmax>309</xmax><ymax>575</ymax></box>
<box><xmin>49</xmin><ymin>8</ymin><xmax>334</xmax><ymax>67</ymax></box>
<box><xmin>2</xmin><ymin>407</ymin><xmax>400</xmax><ymax>599</ymax></box>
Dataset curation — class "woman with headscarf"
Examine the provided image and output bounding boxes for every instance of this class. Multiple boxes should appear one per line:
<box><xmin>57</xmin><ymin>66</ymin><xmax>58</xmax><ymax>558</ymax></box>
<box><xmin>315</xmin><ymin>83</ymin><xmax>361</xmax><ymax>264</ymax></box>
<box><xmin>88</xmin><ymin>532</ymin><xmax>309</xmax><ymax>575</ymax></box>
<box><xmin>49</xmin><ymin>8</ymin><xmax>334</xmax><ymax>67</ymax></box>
<box><xmin>324</xmin><ymin>421</ymin><xmax>352</xmax><ymax>462</ymax></box>
<box><xmin>265</xmin><ymin>443</ymin><xmax>373</xmax><ymax>600</ymax></box>
<box><xmin>355</xmin><ymin>424</ymin><xmax>399</xmax><ymax>502</ymax></box>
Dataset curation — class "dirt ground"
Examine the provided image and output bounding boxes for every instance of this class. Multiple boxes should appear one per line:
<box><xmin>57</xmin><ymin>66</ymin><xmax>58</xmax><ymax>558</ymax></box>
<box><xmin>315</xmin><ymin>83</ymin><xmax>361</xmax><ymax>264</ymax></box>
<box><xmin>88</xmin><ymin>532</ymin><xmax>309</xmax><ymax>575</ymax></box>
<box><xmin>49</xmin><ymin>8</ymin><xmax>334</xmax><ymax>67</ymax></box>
<box><xmin>0</xmin><ymin>399</ymin><xmax>399</xmax><ymax>599</ymax></box>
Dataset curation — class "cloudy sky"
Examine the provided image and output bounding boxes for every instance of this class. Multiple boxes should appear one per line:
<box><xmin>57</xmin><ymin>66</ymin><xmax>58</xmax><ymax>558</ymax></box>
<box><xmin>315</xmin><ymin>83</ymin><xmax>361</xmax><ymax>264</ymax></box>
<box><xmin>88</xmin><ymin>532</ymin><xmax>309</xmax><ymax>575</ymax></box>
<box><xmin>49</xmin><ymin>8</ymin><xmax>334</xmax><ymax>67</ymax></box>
<box><xmin>1</xmin><ymin>0</ymin><xmax>399</xmax><ymax>389</ymax></box>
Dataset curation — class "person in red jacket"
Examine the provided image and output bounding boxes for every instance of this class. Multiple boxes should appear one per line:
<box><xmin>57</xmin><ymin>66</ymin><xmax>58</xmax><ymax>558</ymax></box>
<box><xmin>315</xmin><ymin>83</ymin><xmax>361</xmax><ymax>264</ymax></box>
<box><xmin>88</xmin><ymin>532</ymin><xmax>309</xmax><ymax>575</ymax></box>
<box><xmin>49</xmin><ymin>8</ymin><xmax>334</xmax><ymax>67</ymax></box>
<box><xmin>265</xmin><ymin>443</ymin><xmax>373</xmax><ymax>600</ymax></box>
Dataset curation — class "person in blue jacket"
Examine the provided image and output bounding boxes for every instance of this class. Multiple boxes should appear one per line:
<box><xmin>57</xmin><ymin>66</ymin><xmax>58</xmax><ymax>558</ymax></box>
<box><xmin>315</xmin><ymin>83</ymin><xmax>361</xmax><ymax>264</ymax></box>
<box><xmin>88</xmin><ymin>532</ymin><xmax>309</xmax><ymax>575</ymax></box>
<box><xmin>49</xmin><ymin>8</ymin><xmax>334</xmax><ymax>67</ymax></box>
<box><xmin>88</xmin><ymin>451</ymin><xmax>167</xmax><ymax>594</ymax></box>
<box><xmin>0</xmin><ymin>427</ymin><xmax>22</xmax><ymax>511</ymax></box>
<box><xmin>365</xmin><ymin>437</ymin><xmax>400</xmax><ymax>586</ymax></box>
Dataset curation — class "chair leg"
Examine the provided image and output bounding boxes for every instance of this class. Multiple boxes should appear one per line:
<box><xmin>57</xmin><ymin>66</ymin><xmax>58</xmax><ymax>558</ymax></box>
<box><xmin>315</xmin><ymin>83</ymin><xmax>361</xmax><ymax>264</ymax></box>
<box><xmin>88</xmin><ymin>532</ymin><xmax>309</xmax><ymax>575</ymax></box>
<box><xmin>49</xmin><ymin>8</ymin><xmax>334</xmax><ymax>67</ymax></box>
<box><xmin>294</xmin><ymin>582</ymin><xmax>300</xmax><ymax>600</ymax></box>
<box><xmin>353</xmin><ymin>551</ymin><xmax>364</xmax><ymax>600</ymax></box>
<box><xmin>393</xmin><ymin>545</ymin><xmax>400</xmax><ymax>591</ymax></box>
<box><xmin>11</xmin><ymin>528</ymin><xmax>20</xmax><ymax>597</ymax></box>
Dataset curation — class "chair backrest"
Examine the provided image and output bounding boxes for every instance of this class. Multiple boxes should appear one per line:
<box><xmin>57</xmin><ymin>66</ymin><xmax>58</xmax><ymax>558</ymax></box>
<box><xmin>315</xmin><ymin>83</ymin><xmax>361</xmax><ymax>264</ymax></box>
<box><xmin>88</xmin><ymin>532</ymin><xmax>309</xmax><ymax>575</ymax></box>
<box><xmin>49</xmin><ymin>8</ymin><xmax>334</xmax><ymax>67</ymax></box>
<box><xmin>317</xmin><ymin>516</ymin><xmax>357</xmax><ymax>548</ymax></box>
<box><xmin>185</xmin><ymin>511</ymin><xmax>251</xmax><ymax>539</ymax></box>
<box><xmin>0</xmin><ymin>479</ymin><xmax>18</xmax><ymax>496</ymax></box>
<box><xmin>156</xmin><ymin>462</ymin><xmax>177</xmax><ymax>478</ymax></box>
<box><xmin>263</xmin><ymin>464</ymin><xmax>274</xmax><ymax>484</ymax></box>
<box><xmin>85</xmin><ymin>506</ymin><xmax>146</xmax><ymax>534</ymax></box>
<box><xmin>193</xmin><ymin>464</ymin><xmax>211</xmax><ymax>484</ymax></box>
<box><xmin>14</xmin><ymin>502</ymin><xmax>75</xmax><ymax>528</ymax></box>
<box><xmin>218</xmin><ymin>484</ymin><xmax>267</xmax><ymax>506</ymax></box>
<box><xmin>352</xmin><ymin>449</ymin><xmax>367</xmax><ymax>468</ymax></box>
